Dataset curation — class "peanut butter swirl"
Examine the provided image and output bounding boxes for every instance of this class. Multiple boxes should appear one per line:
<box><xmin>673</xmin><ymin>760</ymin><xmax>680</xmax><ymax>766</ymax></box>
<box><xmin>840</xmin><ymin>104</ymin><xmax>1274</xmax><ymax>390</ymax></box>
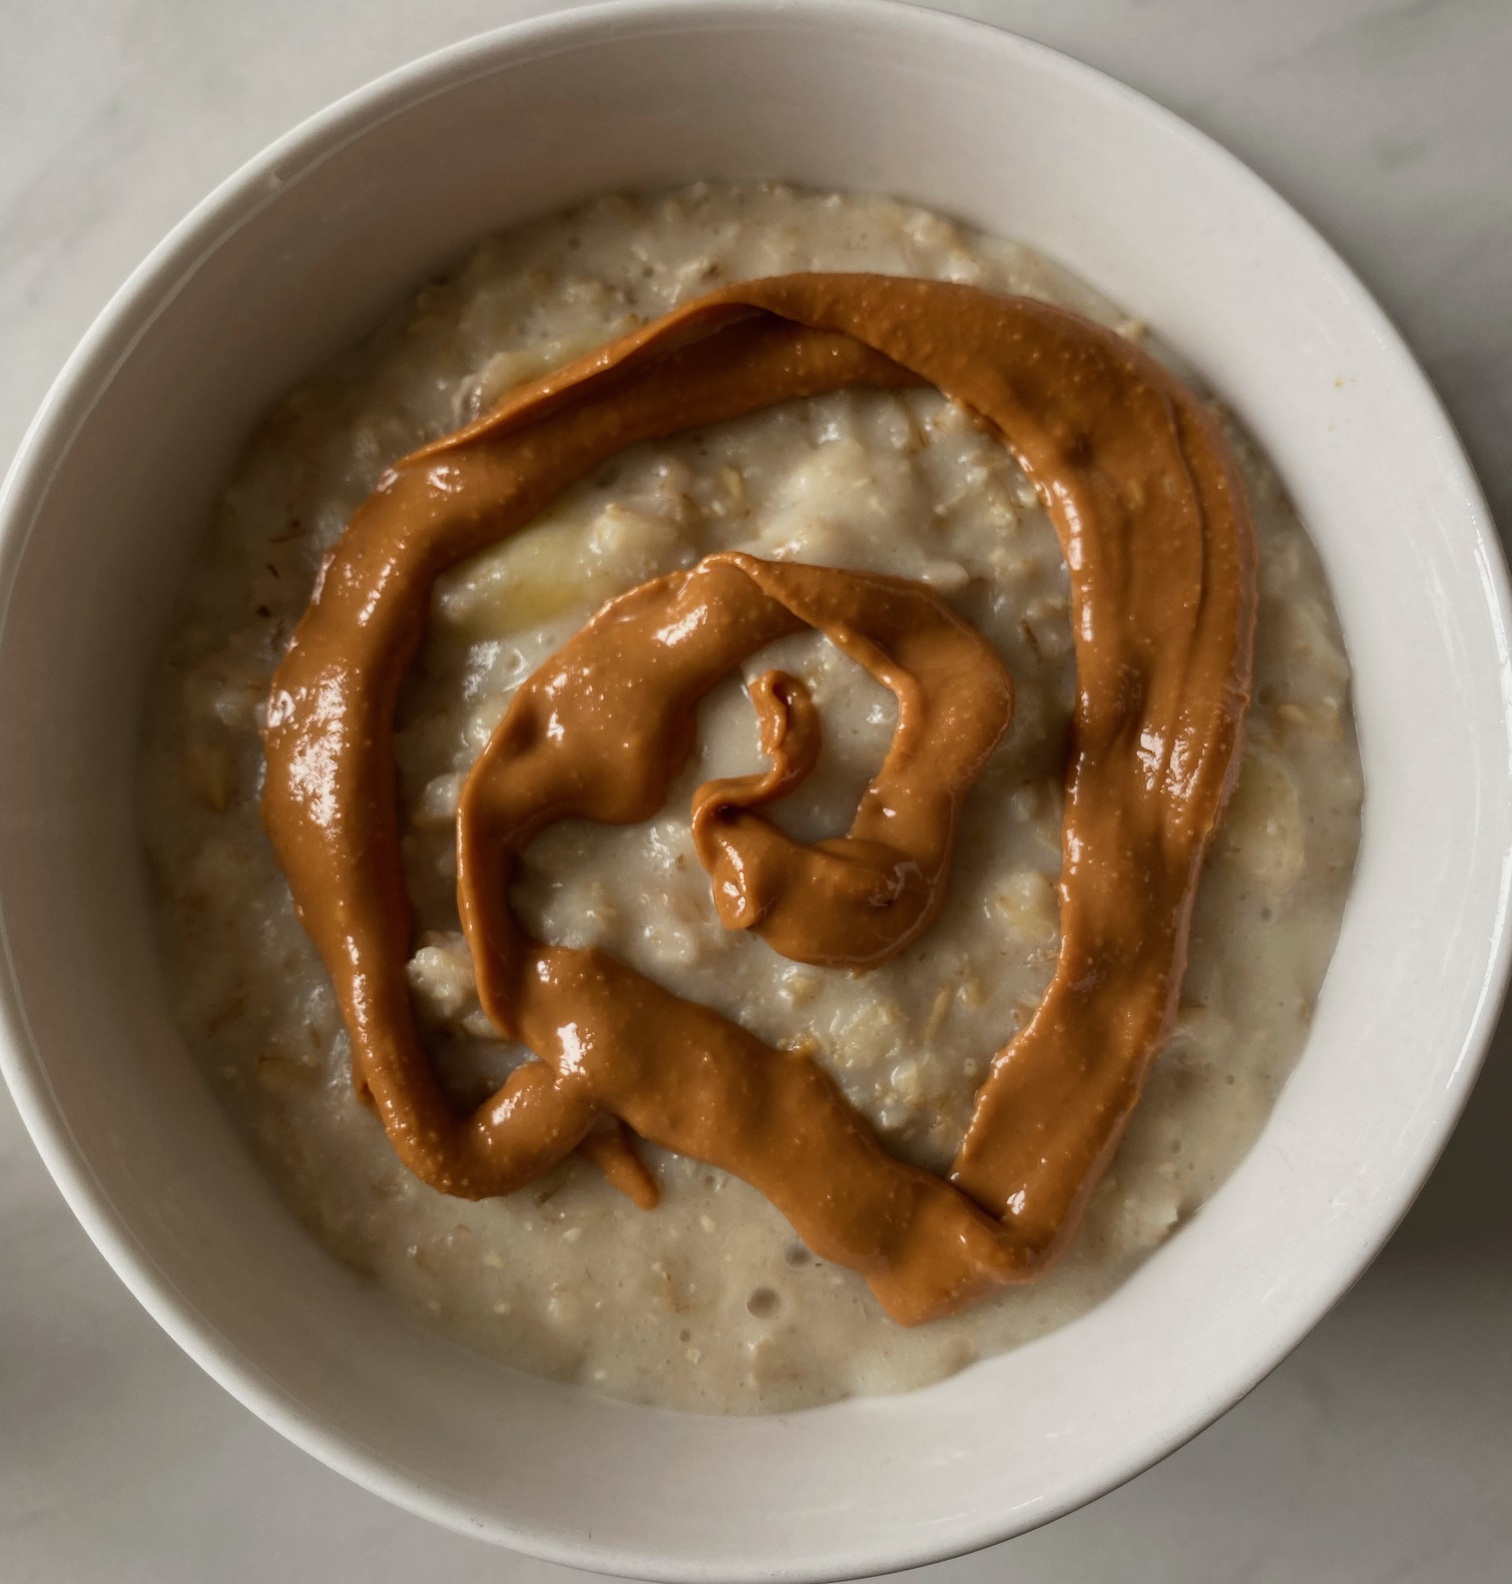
<box><xmin>262</xmin><ymin>273</ymin><xmax>1256</xmax><ymax>1326</ymax></box>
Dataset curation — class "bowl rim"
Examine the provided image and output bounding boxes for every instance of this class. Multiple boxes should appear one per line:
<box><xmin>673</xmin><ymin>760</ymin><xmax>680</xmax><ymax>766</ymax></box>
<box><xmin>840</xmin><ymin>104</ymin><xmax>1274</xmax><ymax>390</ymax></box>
<box><xmin>2</xmin><ymin>0</ymin><xmax>1510</xmax><ymax>1577</ymax></box>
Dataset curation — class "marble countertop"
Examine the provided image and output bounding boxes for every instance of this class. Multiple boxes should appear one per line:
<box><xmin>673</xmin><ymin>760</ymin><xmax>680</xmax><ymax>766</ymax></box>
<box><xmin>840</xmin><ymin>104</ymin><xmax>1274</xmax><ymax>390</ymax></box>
<box><xmin>3</xmin><ymin>3</ymin><xmax>1510</xmax><ymax>1580</ymax></box>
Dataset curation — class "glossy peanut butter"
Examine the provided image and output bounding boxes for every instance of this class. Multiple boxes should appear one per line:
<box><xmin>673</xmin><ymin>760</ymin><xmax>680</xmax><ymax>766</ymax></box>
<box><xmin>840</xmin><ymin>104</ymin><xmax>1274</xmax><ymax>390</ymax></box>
<box><xmin>262</xmin><ymin>273</ymin><xmax>1256</xmax><ymax>1325</ymax></box>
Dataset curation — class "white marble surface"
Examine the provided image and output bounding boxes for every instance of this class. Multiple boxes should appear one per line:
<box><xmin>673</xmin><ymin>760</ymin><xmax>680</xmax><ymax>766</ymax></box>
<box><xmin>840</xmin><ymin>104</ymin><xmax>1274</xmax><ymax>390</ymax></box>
<box><xmin>4</xmin><ymin>2</ymin><xmax>1511</xmax><ymax>1579</ymax></box>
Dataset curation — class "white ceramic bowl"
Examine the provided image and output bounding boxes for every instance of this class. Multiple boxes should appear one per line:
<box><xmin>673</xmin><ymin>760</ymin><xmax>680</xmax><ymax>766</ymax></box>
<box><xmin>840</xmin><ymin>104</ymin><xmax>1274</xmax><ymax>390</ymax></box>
<box><xmin>2</xmin><ymin>2</ymin><xmax>1508</xmax><ymax>1579</ymax></box>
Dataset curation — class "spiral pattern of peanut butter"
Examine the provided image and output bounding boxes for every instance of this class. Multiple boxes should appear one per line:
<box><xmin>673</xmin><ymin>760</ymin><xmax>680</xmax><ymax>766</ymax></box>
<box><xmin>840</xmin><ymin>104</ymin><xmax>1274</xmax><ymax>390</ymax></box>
<box><xmin>262</xmin><ymin>274</ymin><xmax>1256</xmax><ymax>1325</ymax></box>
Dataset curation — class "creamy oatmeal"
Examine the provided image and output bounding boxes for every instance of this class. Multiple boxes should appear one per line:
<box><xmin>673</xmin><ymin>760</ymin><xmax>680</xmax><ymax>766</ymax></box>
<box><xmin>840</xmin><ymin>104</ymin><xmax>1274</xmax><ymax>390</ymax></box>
<box><xmin>141</xmin><ymin>183</ymin><xmax>1362</xmax><ymax>1413</ymax></box>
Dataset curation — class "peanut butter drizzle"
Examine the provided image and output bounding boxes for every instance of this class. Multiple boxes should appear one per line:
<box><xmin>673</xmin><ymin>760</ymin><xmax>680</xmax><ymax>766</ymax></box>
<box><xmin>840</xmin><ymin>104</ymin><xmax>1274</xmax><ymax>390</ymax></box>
<box><xmin>262</xmin><ymin>273</ymin><xmax>1255</xmax><ymax>1327</ymax></box>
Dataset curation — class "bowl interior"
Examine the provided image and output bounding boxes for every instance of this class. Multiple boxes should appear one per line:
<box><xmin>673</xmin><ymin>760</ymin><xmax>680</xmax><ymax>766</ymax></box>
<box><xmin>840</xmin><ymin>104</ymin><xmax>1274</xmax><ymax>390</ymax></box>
<box><xmin>1</xmin><ymin>3</ymin><xmax>1507</xmax><ymax>1580</ymax></box>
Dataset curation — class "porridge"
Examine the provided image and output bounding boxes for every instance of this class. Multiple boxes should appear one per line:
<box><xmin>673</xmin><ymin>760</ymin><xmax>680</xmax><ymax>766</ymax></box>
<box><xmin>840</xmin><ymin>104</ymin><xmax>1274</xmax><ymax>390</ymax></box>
<box><xmin>141</xmin><ymin>183</ymin><xmax>1362</xmax><ymax>1413</ymax></box>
